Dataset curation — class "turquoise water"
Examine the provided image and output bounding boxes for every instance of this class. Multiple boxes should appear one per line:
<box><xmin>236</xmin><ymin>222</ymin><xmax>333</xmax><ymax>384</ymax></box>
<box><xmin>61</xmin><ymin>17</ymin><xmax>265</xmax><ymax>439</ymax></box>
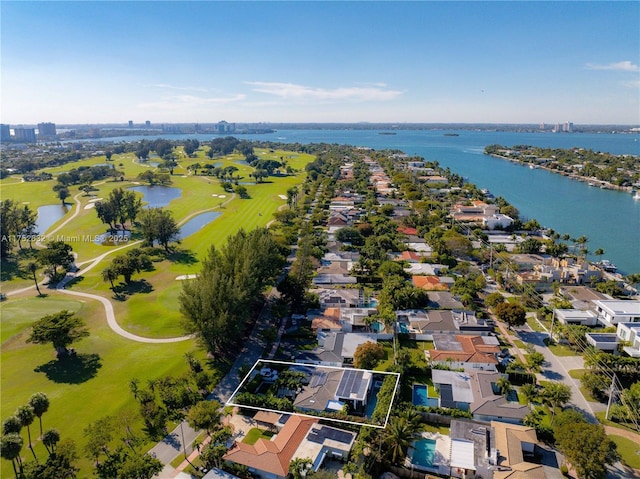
<box><xmin>74</xmin><ymin>129</ymin><xmax>640</xmax><ymax>274</ymax></box>
<box><xmin>411</xmin><ymin>438</ymin><xmax>437</xmax><ymax>468</ymax></box>
<box><xmin>412</xmin><ymin>384</ymin><xmax>429</xmax><ymax>406</ymax></box>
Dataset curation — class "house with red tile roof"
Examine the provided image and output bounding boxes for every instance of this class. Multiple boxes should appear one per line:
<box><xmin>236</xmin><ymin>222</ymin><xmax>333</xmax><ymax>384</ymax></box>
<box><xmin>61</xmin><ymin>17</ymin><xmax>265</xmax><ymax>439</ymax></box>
<box><xmin>397</xmin><ymin>225</ymin><xmax>418</xmax><ymax>236</ymax></box>
<box><xmin>427</xmin><ymin>334</ymin><xmax>500</xmax><ymax>371</ymax></box>
<box><xmin>223</xmin><ymin>415</ymin><xmax>318</xmax><ymax>479</ymax></box>
<box><xmin>412</xmin><ymin>275</ymin><xmax>449</xmax><ymax>291</ymax></box>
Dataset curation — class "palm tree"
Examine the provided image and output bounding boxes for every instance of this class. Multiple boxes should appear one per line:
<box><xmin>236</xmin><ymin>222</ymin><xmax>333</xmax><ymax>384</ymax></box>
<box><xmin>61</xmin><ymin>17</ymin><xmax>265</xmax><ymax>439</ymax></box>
<box><xmin>496</xmin><ymin>377</ymin><xmax>513</xmax><ymax>397</ymax></box>
<box><xmin>27</xmin><ymin>262</ymin><xmax>42</xmax><ymax>296</ymax></box>
<box><xmin>129</xmin><ymin>378</ymin><xmax>140</xmax><ymax>400</ymax></box>
<box><xmin>382</xmin><ymin>408</ymin><xmax>425</xmax><ymax>465</ymax></box>
<box><xmin>2</xmin><ymin>416</ymin><xmax>22</xmax><ymax>435</ymax></box>
<box><xmin>101</xmin><ymin>266</ymin><xmax>118</xmax><ymax>290</ymax></box>
<box><xmin>289</xmin><ymin>457</ymin><xmax>313</xmax><ymax>479</ymax></box>
<box><xmin>28</xmin><ymin>392</ymin><xmax>49</xmax><ymax>437</ymax></box>
<box><xmin>42</xmin><ymin>428</ymin><xmax>60</xmax><ymax>455</ymax></box>
<box><xmin>1</xmin><ymin>432</ymin><xmax>24</xmax><ymax>478</ymax></box>
<box><xmin>520</xmin><ymin>383</ymin><xmax>538</xmax><ymax>405</ymax></box>
<box><xmin>15</xmin><ymin>405</ymin><xmax>37</xmax><ymax>461</ymax></box>
<box><xmin>543</xmin><ymin>382</ymin><xmax>572</xmax><ymax>424</ymax></box>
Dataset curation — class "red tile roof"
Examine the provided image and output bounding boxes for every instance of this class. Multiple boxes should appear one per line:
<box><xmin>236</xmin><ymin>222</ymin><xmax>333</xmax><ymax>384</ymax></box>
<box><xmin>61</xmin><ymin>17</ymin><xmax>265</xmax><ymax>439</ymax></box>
<box><xmin>412</xmin><ymin>275</ymin><xmax>449</xmax><ymax>291</ymax></box>
<box><xmin>429</xmin><ymin>335</ymin><xmax>500</xmax><ymax>364</ymax></box>
<box><xmin>223</xmin><ymin>415</ymin><xmax>318</xmax><ymax>477</ymax></box>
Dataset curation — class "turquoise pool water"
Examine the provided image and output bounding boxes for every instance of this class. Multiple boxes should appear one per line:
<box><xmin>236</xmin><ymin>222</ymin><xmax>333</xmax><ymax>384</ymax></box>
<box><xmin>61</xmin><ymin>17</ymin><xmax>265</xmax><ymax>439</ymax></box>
<box><xmin>412</xmin><ymin>384</ymin><xmax>429</xmax><ymax>406</ymax></box>
<box><xmin>412</xmin><ymin>438</ymin><xmax>436</xmax><ymax>468</ymax></box>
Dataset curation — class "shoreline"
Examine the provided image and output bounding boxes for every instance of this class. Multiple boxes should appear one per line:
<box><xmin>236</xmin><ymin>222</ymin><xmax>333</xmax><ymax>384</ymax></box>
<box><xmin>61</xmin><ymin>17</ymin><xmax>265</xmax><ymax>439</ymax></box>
<box><xmin>487</xmin><ymin>153</ymin><xmax>635</xmax><ymax>193</ymax></box>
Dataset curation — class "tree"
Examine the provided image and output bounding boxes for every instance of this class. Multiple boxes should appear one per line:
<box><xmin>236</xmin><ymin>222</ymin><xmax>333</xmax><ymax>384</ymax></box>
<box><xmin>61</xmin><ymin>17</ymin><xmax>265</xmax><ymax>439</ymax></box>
<box><xmin>517</xmin><ymin>237</ymin><xmax>542</xmax><ymax>254</ymax></box>
<box><xmin>83</xmin><ymin>416</ymin><xmax>115</xmax><ymax>465</ymax></box>
<box><xmin>138</xmin><ymin>208</ymin><xmax>180</xmax><ymax>252</ymax></box>
<box><xmin>485</xmin><ymin>291</ymin><xmax>505</xmax><ymax>309</ymax></box>
<box><xmin>27</xmin><ymin>262</ymin><xmax>42</xmax><ymax>296</ymax></box>
<box><xmin>382</xmin><ymin>409</ymin><xmax>425</xmax><ymax>464</ymax></box>
<box><xmin>555</xmin><ymin>422</ymin><xmax>618</xmax><ymax>479</ymax></box>
<box><xmin>15</xmin><ymin>405</ymin><xmax>37</xmax><ymax>460</ymax></box>
<box><xmin>186</xmin><ymin>400</ymin><xmax>221</xmax><ymax>435</ymax></box>
<box><xmin>41</xmin><ymin>429</ymin><xmax>60</xmax><ymax>455</ymax></box>
<box><xmin>525</xmin><ymin>351</ymin><xmax>545</xmax><ymax>372</ymax></box>
<box><xmin>101</xmin><ymin>266</ymin><xmax>118</xmax><ymax>290</ymax></box>
<box><xmin>2</xmin><ymin>416</ymin><xmax>22</xmax><ymax>435</ymax></box>
<box><xmin>28</xmin><ymin>392</ymin><xmax>50</xmax><ymax>437</ymax></box>
<box><xmin>1</xmin><ymin>432</ymin><xmax>24</xmax><ymax>477</ymax></box>
<box><xmin>519</xmin><ymin>383</ymin><xmax>538</xmax><ymax>405</ymax></box>
<box><xmin>353</xmin><ymin>341</ymin><xmax>385</xmax><ymax>369</ymax></box>
<box><xmin>335</xmin><ymin>227</ymin><xmax>365</xmax><ymax>246</ymax></box>
<box><xmin>234</xmin><ymin>184</ymin><xmax>249</xmax><ymax>199</ymax></box>
<box><xmin>494</xmin><ymin>302</ymin><xmax>527</xmax><ymax>329</ymax></box>
<box><xmin>289</xmin><ymin>457</ymin><xmax>313</xmax><ymax>479</ymax></box>
<box><xmin>55</xmin><ymin>186</ymin><xmax>70</xmax><ymax>205</ymax></box>
<box><xmin>27</xmin><ymin>310</ymin><xmax>89</xmax><ymax>357</ymax></box>
<box><xmin>37</xmin><ymin>241</ymin><xmax>74</xmax><ymax>279</ymax></box>
<box><xmin>23</xmin><ymin>437</ymin><xmax>78</xmax><ymax>479</ymax></box>
<box><xmin>542</xmin><ymin>382</ymin><xmax>572</xmax><ymax>424</ymax></box>
<box><xmin>495</xmin><ymin>376</ymin><xmax>513</xmax><ymax>397</ymax></box>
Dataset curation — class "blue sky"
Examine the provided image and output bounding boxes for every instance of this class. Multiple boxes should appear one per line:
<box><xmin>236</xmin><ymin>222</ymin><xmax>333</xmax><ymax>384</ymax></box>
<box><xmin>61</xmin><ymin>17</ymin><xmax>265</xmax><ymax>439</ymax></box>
<box><xmin>2</xmin><ymin>1</ymin><xmax>638</xmax><ymax>125</ymax></box>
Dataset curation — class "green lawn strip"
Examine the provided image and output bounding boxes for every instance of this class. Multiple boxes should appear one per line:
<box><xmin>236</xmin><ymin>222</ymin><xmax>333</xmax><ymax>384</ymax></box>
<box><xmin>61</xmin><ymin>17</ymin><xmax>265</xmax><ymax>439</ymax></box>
<box><xmin>0</xmin><ymin>293</ymin><xmax>204</xmax><ymax>478</ymax></box>
<box><xmin>547</xmin><ymin>342</ymin><xmax>579</xmax><ymax>357</ymax></box>
<box><xmin>424</xmin><ymin>424</ymin><xmax>450</xmax><ymax>435</ymax></box>
<box><xmin>609</xmin><ymin>435</ymin><xmax>640</xmax><ymax>469</ymax></box>
<box><xmin>242</xmin><ymin>428</ymin><xmax>275</xmax><ymax>445</ymax></box>
<box><xmin>567</xmin><ymin>369</ymin><xmax>598</xmax><ymax>402</ymax></box>
<box><xmin>526</xmin><ymin>316</ymin><xmax>546</xmax><ymax>333</ymax></box>
<box><xmin>595</xmin><ymin>411</ymin><xmax>640</xmax><ymax>435</ymax></box>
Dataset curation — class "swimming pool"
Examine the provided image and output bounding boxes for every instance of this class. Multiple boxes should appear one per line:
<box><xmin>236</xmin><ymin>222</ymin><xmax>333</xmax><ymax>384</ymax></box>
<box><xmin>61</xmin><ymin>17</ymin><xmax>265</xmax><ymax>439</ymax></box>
<box><xmin>411</xmin><ymin>438</ymin><xmax>436</xmax><ymax>468</ymax></box>
<box><xmin>412</xmin><ymin>384</ymin><xmax>437</xmax><ymax>407</ymax></box>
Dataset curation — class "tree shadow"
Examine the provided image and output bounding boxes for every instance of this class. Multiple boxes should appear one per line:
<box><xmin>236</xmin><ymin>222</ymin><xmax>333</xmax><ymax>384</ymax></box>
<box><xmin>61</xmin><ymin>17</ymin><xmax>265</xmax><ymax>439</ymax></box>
<box><xmin>111</xmin><ymin>279</ymin><xmax>153</xmax><ymax>301</ymax></box>
<box><xmin>34</xmin><ymin>353</ymin><xmax>102</xmax><ymax>384</ymax></box>
<box><xmin>167</xmin><ymin>248</ymin><xmax>199</xmax><ymax>265</ymax></box>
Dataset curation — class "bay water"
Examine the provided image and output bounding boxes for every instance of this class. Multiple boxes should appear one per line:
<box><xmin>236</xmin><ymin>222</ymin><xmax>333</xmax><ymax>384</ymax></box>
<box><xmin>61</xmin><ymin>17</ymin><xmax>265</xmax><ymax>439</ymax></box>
<box><xmin>80</xmin><ymin>129</ymin><xmax>640</xmax><ymax>274</ymax></box>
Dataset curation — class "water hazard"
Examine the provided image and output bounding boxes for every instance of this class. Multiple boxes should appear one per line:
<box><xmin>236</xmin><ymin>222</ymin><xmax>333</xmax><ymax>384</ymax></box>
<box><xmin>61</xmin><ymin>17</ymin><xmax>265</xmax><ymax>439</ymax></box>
<box><xmin>36</xmin><ymin>204</ymin><xmax>70</xmax><ymax>233</ymax></box>
<box><xmin>129</xmin><ymin>185</ymin><xmax>181</xmax><ymax>208</ymax></box>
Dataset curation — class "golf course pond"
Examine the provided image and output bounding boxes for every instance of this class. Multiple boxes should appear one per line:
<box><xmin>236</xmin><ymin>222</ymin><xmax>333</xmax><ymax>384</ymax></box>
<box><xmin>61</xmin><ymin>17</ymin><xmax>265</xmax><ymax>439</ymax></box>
<box><xmin>129</xmin><ymin>185</ymin><xmax>181</xmax><ymax>207</ymax></box>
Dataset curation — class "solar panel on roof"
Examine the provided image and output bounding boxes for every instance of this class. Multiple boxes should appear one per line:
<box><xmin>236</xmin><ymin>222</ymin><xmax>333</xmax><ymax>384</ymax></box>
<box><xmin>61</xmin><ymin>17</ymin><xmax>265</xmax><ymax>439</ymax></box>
<box><xmin>336</xmin><ymin>370</ymin><xmax>364</xmax><ymax>398</ymax></box>
<box><xmin>307</xmin><ymin>426</ymin><xmax>353</xmax><ymax>445</ymax></box>
<box><xmin>440</xmin><ymin>384</ymin><xmax>455</xmax><ymax>408</ymax></box>
<box><xmin>310</xmin><ymin>371</ymin><xmax>327</xmax><ymax>388</ymax></box>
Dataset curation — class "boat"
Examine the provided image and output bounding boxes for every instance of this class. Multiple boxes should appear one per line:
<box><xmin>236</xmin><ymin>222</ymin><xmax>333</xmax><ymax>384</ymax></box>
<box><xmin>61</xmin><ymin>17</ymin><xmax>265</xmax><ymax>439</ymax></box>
<box><xmin>379</xmin><ymin>132</ymin><xmax>397</xmax><ymax>135</ymax></box>
<box><xmin>634</xmin><ymin>191</ymin><xmax>640</xmax><ymax>200</ymax></box>
<box><xmin>597</xmin><ymin>260</ymin><xmax>618</xmax><ymax>272</ymax></box>
<box><xmin>444</xmin><ymin>133</ymin><xmax>460</xmax><ymax>137</ymax></box>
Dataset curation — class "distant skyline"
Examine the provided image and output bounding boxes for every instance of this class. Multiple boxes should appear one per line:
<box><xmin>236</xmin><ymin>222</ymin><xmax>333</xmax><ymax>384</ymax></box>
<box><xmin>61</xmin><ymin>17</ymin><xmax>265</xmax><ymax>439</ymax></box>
<box><xmin>1</xmin><ymin>1</ymin><xmax>639</xmax><ymax>125</ymax></box>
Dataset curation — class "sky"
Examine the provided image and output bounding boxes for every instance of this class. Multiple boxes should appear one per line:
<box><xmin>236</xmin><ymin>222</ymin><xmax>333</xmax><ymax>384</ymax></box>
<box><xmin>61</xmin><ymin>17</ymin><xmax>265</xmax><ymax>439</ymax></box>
<box><xmin>1</xmin><ymin>1</ymin><xmax>639</xmax><ymax>125</ymax></box>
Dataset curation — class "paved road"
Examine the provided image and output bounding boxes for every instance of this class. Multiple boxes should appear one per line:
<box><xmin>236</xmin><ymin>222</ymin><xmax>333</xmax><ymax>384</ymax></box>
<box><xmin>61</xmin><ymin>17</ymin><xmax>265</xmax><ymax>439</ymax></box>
<box><xmin>148</xmin><ymin>290</ymin><xmax>277</xmax><ymax>469</ymax></box>
<box><xmin>516</xmin><ymin>326</ymin><xmax>605</xmax><ymax>422</ymax></box>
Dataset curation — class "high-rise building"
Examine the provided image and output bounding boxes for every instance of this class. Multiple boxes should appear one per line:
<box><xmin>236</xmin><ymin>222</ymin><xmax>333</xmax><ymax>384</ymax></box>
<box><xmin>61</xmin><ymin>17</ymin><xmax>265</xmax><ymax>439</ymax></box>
<box><xmin>37</xmin><ymin>122</ymin><xmax>57</xmax><ymax>137</ymax></box>
<box><xmin>145</xmin><ymin>120</ymin><xmax>151</xmax><ymax>127</ymax></box>
<box><xmin>128</xmin><ymin>120</ymin><xmax>134</xmax><ymax>128</ymax></box>
<box><xmin>0</xmin><ymin>124</ymin><xmax>11</xmax><ymax>142</ymax></box>
<box><xmin>13</xmin><ymin>128</ymin><xmax>37</xmax><ymax>143</ymax></box>
<box><xmin>563</xmin><ymin>121</ymin><xmax>573</xmax><ymax>133</ymax></box>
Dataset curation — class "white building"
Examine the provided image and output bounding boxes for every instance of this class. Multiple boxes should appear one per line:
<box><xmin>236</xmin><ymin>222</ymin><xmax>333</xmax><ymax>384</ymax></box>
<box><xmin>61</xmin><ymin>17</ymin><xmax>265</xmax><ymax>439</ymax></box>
<box><xmin>593</xmin><ymin>300</ymin><xmax>640</xmax><ymax>327</ymax></box>
<box><xmin>553</xmin><ymin>309</ymin><xmax>599</xmax><ymax>327</ymax></box>
<box><xmin>617</xmin><ymin>322</ymin><xmax>640</xmax><ymax>358</ymax></box>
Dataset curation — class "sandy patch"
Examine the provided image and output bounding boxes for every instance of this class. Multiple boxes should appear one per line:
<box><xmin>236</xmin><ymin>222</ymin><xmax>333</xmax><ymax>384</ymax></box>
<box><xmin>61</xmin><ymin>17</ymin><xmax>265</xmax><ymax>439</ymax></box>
<box><xmin>278</xmin><ymin>194</ymin><xmax>287</xmax><ymax>200</ymax></box>
<box><xmin>88</xmin><ymin>198</ymin><xmax>103</xmax><ymax>203</ymax></box>
<box><xmin>176</xmin><ymin>274</ymin><xmax>198</xmax><ymax>280</ymax></box>
<box><xmin>211</xmin><ymin>194</ymin><xmax>218</xmax><ymax>197</ymax></box>
<box><xmin>84</xmin><ymin>203</ymin><xmax>96</xmax><ymax>210</ymax></box>
<box><xmin>21</xmin><ymin>202</ymin><xmax>30</xmax><ymax>204</ymax></box>
<box><xmin>218</xmin><ymin>195</ymin><xmax>226</xmax><ymax>198</ymax></box>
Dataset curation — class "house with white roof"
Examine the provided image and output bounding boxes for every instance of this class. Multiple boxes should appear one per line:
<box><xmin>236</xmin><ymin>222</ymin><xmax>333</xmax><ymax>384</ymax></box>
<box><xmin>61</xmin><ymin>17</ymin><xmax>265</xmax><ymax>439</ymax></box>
<box><xmin>616</xmin><ymin>322</ymin><xmax>640</xmax><ymax>358</ymax></box>
<box><xmin>553</xmin><ymin>309</ymin><xmax>599</xmax><ymax>327</ymax></box>
<box><xmin>593</xmin><ymin>300</ymin><xmax>640</xmax><ymax>327</ymax></box>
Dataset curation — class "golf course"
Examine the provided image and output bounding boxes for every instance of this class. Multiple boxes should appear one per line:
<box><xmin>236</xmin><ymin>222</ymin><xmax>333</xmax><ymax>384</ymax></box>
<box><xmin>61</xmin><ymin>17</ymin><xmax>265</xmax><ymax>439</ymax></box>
<box><xmin>0</xmin><ymin>142</ymin><xmax>314</xmax><ymax>476</ymax></box>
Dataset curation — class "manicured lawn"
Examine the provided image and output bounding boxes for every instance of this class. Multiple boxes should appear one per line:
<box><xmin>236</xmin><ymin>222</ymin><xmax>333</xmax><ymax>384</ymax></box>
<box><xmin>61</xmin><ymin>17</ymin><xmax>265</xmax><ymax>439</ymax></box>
<box><xmin>0</xmin><ymin>292</ymin><xmax>203</xmax><ymax>478</ymax></box>
<box><xmin>526</xmin><ymin>316</ymin><xmax>546</xmax><ymax>333</ymax></box>
<box><xmin>609</xmin><ymin>435</ymin><xmax>640</xmax><ymax>469</ymax></box>
<box><xmin>242</xmin><ymin>427</ymin><xmax>275</xmax><ymax>445</ymax></box>
<box><xmin>1</xmin><ymin>145</ymin><xmax>315</xmax><ymax>477</ymax></box>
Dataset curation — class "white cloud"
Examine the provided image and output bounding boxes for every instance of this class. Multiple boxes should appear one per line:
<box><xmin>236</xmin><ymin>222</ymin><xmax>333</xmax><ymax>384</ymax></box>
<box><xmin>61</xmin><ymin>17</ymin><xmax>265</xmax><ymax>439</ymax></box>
<box><xmin>150</xmin><ymin>83</ymin><xmax>209</xmax><ymax>92</ymax></box>
<box><xmin>586</xmin><ymin>61</ymin><xmax>639</xmax><ymax>72</ymax></box>
<box><xmin>621</xmin><ymin>79</ymin><xmax>640</xmax><ymax>88</ymax></box>
<box><xmin>138</xmin><ymin>93</ymin><xmax>246</xmax><ymax>110</ymax></box>
<box><xmin>245</xmin><ymin>81</ymin><xmax>404</xmax><ymax>102</ymax></box>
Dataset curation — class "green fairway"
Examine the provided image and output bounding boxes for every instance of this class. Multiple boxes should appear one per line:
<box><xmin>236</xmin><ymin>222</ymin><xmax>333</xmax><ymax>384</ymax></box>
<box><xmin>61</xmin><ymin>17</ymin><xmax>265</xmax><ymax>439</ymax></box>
<box><xmin>1</xmin><ymin>144</ymin><xmax>314</xmax><ymax>477</ymax></box>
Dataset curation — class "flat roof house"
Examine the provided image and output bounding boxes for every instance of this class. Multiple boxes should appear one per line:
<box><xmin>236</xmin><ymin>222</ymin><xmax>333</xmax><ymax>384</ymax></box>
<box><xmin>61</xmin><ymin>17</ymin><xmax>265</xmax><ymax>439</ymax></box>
<box><xmin>593</xmin><ymin>300</ymin><xmax>640</xmax><ymax>327</ymax></box>
<box><xmin>553</xmin><ymin>309</ymin><xmax>599</xmax><ymax>327</ymax></box>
